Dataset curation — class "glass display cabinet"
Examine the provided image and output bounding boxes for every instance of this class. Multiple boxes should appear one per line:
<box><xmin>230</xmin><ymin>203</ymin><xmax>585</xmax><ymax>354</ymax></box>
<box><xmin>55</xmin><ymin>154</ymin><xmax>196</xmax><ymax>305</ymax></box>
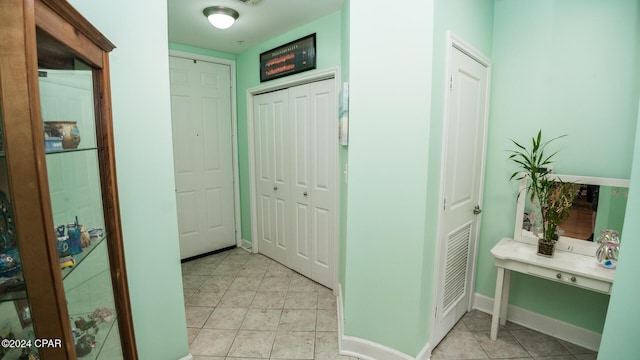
<box><xmin>0</xmin><ymin>0</ymin><xmax>137</xmax><ymax>359</ymax></box>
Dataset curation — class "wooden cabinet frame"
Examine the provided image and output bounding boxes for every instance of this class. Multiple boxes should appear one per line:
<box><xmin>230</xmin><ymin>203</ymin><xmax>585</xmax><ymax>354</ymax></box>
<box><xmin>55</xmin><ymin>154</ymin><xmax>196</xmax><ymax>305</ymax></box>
<box><xmin>0</xmin><ymin>0</ymin><xmax>137</xmax><ymax>358</ymax></box>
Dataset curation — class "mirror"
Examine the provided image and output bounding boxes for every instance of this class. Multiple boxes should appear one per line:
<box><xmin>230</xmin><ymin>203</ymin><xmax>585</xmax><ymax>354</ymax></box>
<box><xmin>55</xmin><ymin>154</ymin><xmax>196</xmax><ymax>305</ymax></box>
<box><xmin>514</xmin><ymin>174</ymin><xmax>630</xmax><ymax>254</ymax></box>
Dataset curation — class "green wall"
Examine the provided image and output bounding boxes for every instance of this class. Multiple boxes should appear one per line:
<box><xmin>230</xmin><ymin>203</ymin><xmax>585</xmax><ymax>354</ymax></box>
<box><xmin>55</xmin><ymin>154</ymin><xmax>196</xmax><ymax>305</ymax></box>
<box><xmin>235</xmin><ymin>11</ymin><xmax>343</xmax><ymax>242</ymax></box>
<box><xmin>344</xmin><ymin>0</ymin><xmax>434</xmax><ymax>356</ymax></box>
<box><xmin>477</xmin><ymin>0</ymin><xmax>640</xmax><ymax>334</ymax></box>
<box><xmin>68</xmin><ymin>1</ymin><xmax>190</xmax><ymax>358</ymax></box>
<box><xmin>600</xmin><ymin>97</ymin><xmax>640</xmax><ymax>357</ymax></box>
<box><xmin>169</xmin><ymin>43</ymin><xmax>236</xmax><ymax>61</ymax></box>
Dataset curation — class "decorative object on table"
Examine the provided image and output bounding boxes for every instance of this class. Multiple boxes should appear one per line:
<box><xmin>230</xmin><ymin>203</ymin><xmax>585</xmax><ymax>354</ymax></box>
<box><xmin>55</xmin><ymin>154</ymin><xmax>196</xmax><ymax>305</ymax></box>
<box><xmin>508</xmin><ymin>130</ymin><xmax>577</xmax><ymax>257</ymax></box>
<box><xmin>80</xmin><ymin>225</ymin><xmax>91</xmax><ymax>247</ymax></box>
<box><xmin>43</xmin><ymin>121</ymin><xmax>81</xmax><ymax>149</ymax></box>
<box><xmin>67</xmin><ymin>217</ymin><xmax>82</xmax><ymax>255</ymax></box>
<box><xmin>0</xmin><ymin>190</ymin><xmax>16</xmax><ymax>252</ymax></box>
<box><xmin>595</xmin><ymin>229</ymin><xmax>620</xmax><ymax>269</ymax></box>
<box><xmin>89</xmin><ymin>307</ymin><xmax>113</xmax><ymax>323</ymax></box>
<box><xmin>75</xmin><ymin>334</ymin><xmax>96</xmax><ymax>357</ymax></box>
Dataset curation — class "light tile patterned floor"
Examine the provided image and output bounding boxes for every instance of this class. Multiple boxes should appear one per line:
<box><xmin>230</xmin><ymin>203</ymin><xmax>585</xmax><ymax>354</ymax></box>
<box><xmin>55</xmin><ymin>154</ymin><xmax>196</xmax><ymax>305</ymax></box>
<box><xmin>431</xmin><ymin>310</ymin><xmax>599</xmax><ymax>360</ymax></box>
<box><xmin>182</xmin><ymin>247</ymin><xmax>597</xmax><ymax>360</ymax></box>
<box><xmin>182</xmin><ymin>247</ymin><xmax>357</xmax><ymax>360</ymax></box>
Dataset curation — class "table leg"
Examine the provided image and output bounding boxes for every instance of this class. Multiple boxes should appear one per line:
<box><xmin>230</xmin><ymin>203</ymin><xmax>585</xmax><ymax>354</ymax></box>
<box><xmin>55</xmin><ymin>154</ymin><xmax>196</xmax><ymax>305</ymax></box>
<box><xmin>499</xmin><ymin>269</ymin><xmax>511</xmax><ymax>326</ymax></box>
<box><xmin>490</xmin><ymin>267</ymin><xmax>505</xmax><ymax>341</ymax></box>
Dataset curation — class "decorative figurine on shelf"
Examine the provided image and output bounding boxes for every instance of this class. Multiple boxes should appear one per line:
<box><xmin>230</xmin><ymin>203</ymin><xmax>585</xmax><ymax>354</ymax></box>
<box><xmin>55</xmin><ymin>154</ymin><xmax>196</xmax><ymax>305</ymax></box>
<box><xmin>89</xmin><ymin>307</ymin><xmax>114</xmax><ymax>323</ymax></box>
<box><xmin>80</xmin><ymin>225</ymin><xmax>91</xmax><ymax>248</ymax></box>
<box><xmin>88</xmin><ymin>228</ymin><xmax>104</xmax><ymax>240</ymax></box>
<box><xmin>75</xmin><ymin>334</ymin><xmax>96</xmax><ymax>357</ymax></box>
<box><xmin>55</xmin><ymin>225</ymin><xmax>65</xmax><ymax>237</ymax></box>
<box><xmin>0</xmin><ymin>253</ymin><xmax>19</xmax><ymax>278</ymax></box>
<box><xmin>59</xmin><ymin>255</ymin><xmax>75</xmax><ymax>269</ymax></box>
<box><xmin>67</xmin><ymin>217</ymin><xmax>82</xmax><ymax>255</ymax></box>
<box><xmin>57</xmin><ymin>236</ymin><xmax>70</xmax><ymax>258</ymax></box>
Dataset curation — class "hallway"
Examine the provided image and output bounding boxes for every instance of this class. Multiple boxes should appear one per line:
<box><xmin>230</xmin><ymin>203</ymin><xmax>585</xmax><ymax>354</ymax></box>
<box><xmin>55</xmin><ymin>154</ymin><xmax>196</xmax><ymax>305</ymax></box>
<box><xmin>182</xmin><ymin>248</ymin><xmax>597</xmax><ymax>359</ymax></box>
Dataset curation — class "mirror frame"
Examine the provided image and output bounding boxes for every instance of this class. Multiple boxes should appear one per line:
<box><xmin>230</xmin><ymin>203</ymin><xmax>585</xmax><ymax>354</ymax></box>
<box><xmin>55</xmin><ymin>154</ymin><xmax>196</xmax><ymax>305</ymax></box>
<box><xmin>513</xmin><ymin>173</ymin><xmax>630</xmax><ymax>256</ymax></box>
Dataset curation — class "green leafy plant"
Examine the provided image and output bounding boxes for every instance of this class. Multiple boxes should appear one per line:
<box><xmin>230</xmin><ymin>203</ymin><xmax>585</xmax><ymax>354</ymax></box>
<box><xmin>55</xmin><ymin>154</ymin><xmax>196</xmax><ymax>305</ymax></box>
<box><xmin>508</xmin><ymin>130</ymin><xmax>575</xmax><ymax>244</ymax></box>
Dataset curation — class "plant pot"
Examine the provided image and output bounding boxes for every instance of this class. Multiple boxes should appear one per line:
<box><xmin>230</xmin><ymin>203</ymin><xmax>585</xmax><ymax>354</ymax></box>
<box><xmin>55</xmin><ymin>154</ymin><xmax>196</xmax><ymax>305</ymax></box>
<box><xmin>537</xmin><ymin>239</ymin><xmax>555</xmax><ymax>257</ymax></box>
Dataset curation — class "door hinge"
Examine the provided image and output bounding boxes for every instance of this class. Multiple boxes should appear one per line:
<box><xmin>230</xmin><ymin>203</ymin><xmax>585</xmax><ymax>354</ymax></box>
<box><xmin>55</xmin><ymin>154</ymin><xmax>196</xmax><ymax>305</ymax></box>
<box><xmin>449</xmin><ymin>75</ymin><xmax>453</xmax><ymax>90</ymax></box>
<box><xmin>435</xmin><ymin>305</ymin><xmax>438</xmax><ymax>318</ymax></box>
<box><xmin>443</xmin><ymin>197</ymin><xmax>446</xmax><ymax>211</ymax></box>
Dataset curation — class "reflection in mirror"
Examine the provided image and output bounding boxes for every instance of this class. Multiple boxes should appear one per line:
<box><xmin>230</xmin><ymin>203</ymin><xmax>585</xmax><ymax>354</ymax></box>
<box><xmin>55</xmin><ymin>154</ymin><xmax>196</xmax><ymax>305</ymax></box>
<box><xmin>523</xmin><ymin>185</ymin><xmax>629</xmax><ymax>241</ymax></box>
<box><xmin>514</xmin><ymin>174</ymin><xmax>630</xmax><ymax>253</ymax></box>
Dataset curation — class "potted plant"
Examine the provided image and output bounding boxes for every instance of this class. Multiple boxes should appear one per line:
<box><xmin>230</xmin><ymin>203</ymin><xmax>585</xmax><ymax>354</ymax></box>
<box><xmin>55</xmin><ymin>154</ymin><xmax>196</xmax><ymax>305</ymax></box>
<box><xmin>508</xmin><ymin>130</ymin><xmax>577</xmax><ymax>256</ymax></box>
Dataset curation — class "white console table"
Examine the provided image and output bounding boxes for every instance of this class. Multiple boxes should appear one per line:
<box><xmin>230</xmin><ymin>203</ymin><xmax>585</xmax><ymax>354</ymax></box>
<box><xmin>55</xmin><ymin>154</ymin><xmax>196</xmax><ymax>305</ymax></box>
<box><xmin>489</xmin><ymin>237</ymin><xmax>615</xmax><ymax>341</ymax></box>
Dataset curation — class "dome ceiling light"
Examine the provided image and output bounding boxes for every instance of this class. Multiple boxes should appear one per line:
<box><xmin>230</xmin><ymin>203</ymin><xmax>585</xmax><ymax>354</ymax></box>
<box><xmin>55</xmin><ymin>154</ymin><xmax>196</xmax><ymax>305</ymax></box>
<box><xmin>203</xmin><ymin>6</ymin><xmax>239</xmax><ymax>30</ymax></box>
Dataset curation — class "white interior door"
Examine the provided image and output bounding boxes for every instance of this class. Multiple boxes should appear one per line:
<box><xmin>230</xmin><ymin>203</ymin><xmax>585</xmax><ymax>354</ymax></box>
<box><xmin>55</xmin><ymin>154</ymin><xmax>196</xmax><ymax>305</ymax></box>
<box><xmin>253</xmin><ymin>90</ymin><xmax>291</xmax><ymax>265</ymax></box>
<box><xmin>169</xmin><ymin>56</ymin><xmax>236</xmax><ymax>259</ymax></box>
<box><xmin>252</xmin><ymin>78</ymin><xmax>336</xmax><ymax>289</ymax></box>
<box><xmin>433</xmin><ymin>44</ymin><xmax>490</xmax><ymax>346</ymax></box>
<box><xmin>289</xmin><ymin>79</ymin><xmax>336</xmax><ymax>288</ymax></box>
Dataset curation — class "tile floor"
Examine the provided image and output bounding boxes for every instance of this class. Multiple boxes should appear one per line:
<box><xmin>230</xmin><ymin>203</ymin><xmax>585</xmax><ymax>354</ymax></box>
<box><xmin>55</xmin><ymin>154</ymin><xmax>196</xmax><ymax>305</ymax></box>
<box><xmin>431</xmin><ymin>310</ymin><xmax>598</xmax><ymax>360</ymax></box>
<box><xmin>182</xmin><ymin>247</ymin><xmax>597</xmax><ymax>360</ymax></box>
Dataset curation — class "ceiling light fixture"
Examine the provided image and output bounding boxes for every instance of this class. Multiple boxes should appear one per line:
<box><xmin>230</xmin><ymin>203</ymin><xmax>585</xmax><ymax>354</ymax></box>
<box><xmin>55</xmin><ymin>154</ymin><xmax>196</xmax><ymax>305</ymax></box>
<box><xmin>203</xmin><ymin>6</ymin><xmax>239</xmax><ymax>30</ymax></box>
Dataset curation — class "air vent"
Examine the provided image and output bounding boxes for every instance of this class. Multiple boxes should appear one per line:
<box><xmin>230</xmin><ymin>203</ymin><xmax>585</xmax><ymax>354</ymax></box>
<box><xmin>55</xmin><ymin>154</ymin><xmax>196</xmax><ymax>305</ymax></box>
<box><xmin>232</xmin><ymin>0</ymin><xmax>262</xmax><ymax>6</ymax></box>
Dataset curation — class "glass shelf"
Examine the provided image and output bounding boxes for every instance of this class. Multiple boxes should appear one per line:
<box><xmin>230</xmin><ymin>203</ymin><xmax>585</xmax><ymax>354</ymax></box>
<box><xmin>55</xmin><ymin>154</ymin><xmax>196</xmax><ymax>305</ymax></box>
<box><xmin>61</xmin><ymin>233</ymin><xmax>107</xmax><ymax>280</ymax></box>
<box><xmin>45</xmin><ymin>146</ymin><xmax>99</xmax><ymax>156</ymax></box>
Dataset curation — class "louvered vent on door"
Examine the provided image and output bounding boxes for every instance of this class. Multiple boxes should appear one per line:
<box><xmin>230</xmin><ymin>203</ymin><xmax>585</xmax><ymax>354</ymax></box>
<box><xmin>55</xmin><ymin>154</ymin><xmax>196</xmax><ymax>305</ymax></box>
<box><xmin>443</xmin><ymin>224</ymin><xmax>471</xmax><ymax>312</ymax></box>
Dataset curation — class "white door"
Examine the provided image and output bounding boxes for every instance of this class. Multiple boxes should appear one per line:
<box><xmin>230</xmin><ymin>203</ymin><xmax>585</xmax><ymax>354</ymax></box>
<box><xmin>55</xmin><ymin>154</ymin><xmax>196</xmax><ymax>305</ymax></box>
<box><xmin>433</xmin><ymin>45</ymin><xmax>490</xmax><ymax>346</ymax></box>
<box><xmin>252</xmin><ymin>79</ymin><xmax>336</xmax><ymax>289</ymax></box>
<box><xmin>169</xmin><ymin>57</ymin><xmax>236</xmax><ymax>259</ymax></box>
<box><xmin>253</xmin><ymin>90</ymin><xmax>291</xmax><ymax>265</ymax></box>
<box><xmin>289</xmin><ymin>79</ymin><xmax>336</xmax><ymax>288</ymax></box>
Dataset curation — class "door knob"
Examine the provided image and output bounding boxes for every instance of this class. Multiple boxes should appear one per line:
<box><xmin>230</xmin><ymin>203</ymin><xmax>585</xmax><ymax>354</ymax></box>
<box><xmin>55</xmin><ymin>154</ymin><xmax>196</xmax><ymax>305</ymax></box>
<box><xmin>303</xmin><ymin>192</ymin><xmax>308</xmax><ymax>197</ymax></box>
<box><xmin>473</xmin><ymin>205</ymin><xmax>482</xmax><ymax>215</ymax></box>
<box><xmin>273</xmin><ymin>186</ymin><xmax>278</xmax><ymax>191</ymax></box>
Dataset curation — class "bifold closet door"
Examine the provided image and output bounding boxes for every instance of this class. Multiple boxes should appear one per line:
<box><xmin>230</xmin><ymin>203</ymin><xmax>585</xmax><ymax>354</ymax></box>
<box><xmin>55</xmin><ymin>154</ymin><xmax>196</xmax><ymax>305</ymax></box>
<box><xmin>289</xmin><ymin>80</ymin><xmax>336</xmax><ymax>288</ymax></box>
<box><xmin>253</xmin><ymin>79</ymin><xmax>336</xmax><ymax>289</ymax></box>
<box><xmin>253</xmin><ymin>90</ymin><xmax>291</xmax><ymax>266</ymax></box>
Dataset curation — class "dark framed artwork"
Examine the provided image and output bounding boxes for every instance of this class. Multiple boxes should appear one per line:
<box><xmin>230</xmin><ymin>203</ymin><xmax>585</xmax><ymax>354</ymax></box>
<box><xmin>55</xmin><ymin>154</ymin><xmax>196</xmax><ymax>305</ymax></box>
<box><xmin>260</xmin><ymin>33</ymin><xmax>316</xmax><ymax>82</ymax></box>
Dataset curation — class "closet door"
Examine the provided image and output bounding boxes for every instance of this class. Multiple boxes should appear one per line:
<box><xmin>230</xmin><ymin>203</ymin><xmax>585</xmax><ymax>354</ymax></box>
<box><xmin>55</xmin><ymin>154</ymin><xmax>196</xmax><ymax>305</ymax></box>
<box><xmin>253</xmin><ymin>90</ymin><xmax>291</xmax><ymax>265</ymax></box>
<box><xmin>290</xmin><ymin>80</ymin><xmax>336</xmax><ymax>288</ymax></box>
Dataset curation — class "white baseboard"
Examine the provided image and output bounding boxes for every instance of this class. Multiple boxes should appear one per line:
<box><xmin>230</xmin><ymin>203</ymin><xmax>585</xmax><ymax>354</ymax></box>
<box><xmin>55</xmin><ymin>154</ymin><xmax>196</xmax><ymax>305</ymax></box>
<box><xmin>473</xmin><ymin>293</ymin><xmax>601</xmax><ymax>351</ymax></box>
<box><xmin>241</xmin><ymin>238</ymin><xmax>252</xmax><ymax>252</ymax></box>
<box><xmin>178</xmin><ymin>354</ymin><xmax>193</xmax><ymax>360</ymax></box>
<box><xmin>337</xmin><ymin>285</ymin><xmax>431</xmax><ymax>360</ymax></box>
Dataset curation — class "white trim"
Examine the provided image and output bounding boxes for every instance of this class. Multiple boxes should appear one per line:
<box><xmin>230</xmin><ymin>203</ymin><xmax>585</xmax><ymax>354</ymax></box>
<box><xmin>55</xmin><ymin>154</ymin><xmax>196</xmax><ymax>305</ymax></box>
<box><xmin>168</xmin><ymin>50</ymin><xmax>243</xmax><ymax>249</ymax></box>
<box><xmin>178</xmin><ymin>354</ymin><xmax>193</xmax><ymax>360</ymax></box>
<box><xmin>430</xmin><ymin>31</ymin><xmax>492</xmax><ymax>346</ymax></box>
<box><xmin>241</xmin><ymin>238</ymin><xmax>253</xmax><ymax>252</ymax></box>
<box><xmin>473</xmin><ymin>293</ymin><xmax>601</xmax><ymax>351</ymax></box>
<box><xmin>246</xmin><ymin>67</ymin><xmax>340</xmax><ymax>291</ymax></box>
<box><xmin>337</xmin><ymin>285</ymin><xmax>432</xmax><ymax>360</ymax></box>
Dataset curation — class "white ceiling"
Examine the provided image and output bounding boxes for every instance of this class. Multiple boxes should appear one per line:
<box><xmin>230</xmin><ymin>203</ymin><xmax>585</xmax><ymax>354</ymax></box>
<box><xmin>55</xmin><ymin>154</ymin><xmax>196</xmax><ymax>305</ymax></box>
<box><xmin>167</xmin><ymin>0</ymin><xmax>343</xmax><ymax>54</ymax></box>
